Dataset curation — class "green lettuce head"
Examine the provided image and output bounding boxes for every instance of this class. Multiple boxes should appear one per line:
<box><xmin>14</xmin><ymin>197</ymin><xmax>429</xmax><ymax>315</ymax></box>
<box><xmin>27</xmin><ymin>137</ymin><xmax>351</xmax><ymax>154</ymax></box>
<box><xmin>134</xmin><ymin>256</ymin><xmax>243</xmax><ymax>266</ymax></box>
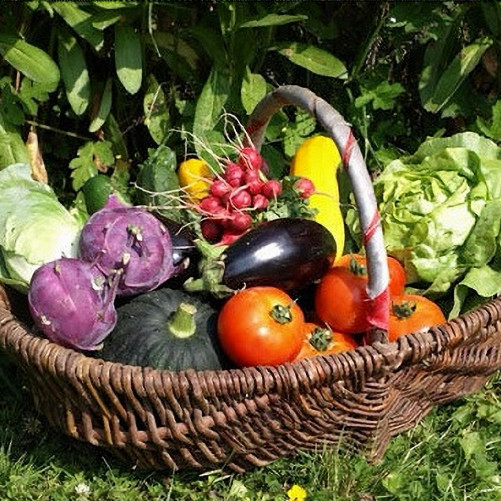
<box><xmin>0</xmin><ymin>164</ymin><xmax>83</xmax><ymax>292</ymax></box>
<box><xmin>348</xmin><ymin>132</ymin><xmax>501</xmax><ymax>316</ymax></box>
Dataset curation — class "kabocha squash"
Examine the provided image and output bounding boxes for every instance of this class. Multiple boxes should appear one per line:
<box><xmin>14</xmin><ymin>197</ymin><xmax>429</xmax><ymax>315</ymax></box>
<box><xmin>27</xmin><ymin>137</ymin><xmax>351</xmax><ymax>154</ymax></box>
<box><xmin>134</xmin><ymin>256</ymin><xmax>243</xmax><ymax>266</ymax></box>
<box><xmin>98</xmin><ymin>288</ymin><xmax>227</xmax><ymax>371</ymax></box>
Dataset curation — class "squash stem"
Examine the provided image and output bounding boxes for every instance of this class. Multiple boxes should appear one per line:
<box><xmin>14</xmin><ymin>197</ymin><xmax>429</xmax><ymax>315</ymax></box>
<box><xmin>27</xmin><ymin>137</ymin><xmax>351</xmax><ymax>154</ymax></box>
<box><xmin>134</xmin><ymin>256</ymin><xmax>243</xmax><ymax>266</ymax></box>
<box><xmin>167</xmin><ymin>302</ymin><xmax>197</xmax><ymax>338</ymax></box>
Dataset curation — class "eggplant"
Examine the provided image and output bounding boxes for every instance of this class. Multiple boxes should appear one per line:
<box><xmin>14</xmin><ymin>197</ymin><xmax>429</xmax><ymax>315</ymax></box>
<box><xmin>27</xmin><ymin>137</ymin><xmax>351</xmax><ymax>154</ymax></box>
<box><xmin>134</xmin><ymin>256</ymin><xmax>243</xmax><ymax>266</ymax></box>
<box><xmin>222</xmin><ymin>218</ymin><xmax>336</xmax><ymax>291</ymax></box>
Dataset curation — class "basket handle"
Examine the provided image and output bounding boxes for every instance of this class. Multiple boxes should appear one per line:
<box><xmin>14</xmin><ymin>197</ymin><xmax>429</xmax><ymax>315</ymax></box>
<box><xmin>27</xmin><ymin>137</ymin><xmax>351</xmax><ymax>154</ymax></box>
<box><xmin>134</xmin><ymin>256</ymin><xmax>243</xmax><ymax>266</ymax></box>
<box><xmin>0</xmin><ymin>284</ymin><xmax>10</xmax><ymax>312</ymax></box>
<box><xmin>246</xmin><ymin>85</ymin><xmax>389</xmax><ymax>344</ymax></box>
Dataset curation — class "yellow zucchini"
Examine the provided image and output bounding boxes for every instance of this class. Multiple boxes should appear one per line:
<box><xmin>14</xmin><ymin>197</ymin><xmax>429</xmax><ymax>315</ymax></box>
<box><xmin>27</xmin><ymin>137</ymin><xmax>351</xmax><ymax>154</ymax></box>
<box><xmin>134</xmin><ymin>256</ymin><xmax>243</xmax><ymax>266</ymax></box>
<box><xmin>290</xmin><ymin>135</ymin><xmax>345</xmax><ymax>259</ymax></box>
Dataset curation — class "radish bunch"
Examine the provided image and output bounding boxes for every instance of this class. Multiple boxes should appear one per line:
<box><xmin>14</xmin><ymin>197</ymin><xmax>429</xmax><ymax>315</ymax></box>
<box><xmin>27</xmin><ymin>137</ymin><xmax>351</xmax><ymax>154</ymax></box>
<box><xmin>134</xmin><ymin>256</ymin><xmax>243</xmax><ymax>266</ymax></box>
<box><xmin>196</xmin><ymin>147</ymin><xmax>316</xmax><ymax>245</ymax></box>
<box><xmin>197</xmin><ymin>147</ymin><xmax>280</xmax><ymax>245</ymax></box>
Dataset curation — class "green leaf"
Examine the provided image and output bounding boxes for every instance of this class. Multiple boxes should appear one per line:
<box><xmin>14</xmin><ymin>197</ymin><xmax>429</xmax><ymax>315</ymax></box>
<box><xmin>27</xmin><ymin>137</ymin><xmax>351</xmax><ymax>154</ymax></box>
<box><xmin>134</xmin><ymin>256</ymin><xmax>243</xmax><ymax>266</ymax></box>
<box><xmin>69</xmin><ymin>140</ymin><xmax>114</xmax><ymax>191</ymax></box>
<box><xmin>451</xmin><ymin>265</ymin><xmax>501</xmax><ymax>317</ymax></box>
<box><xmin>143</xmin><ymin>74</ymin><xmax>170</xmax><ymax>145</ymax></box>
<box><xmin>89</xmin><ymin>77</ymin><xmax>112</xmax><ymax>133</ymax></box>
<box><xmin>0</xmin><ymin>34</ymin><xmax>59</xmax><ymax>89</ymax></box>
<box><xmin>477</xmin><ymin>100</ymin><xmax>501</xmax><ymax>140</ymax></box>
<box><xmin>239</xmin><ymin>14</ymin><xmax>307</xmax><ymax>28</ymax></box>
<box><xmin>355</xmin><ymin>81</ymin><xmax>405</xmax><ymax>111</ymax></box>
<box><xmin>193</xmin><ymin>66</ymin><xmax>231</xmax><ymax>156</ymax></box>
<box><xmin>241</xmin><ymin>68</ymin><xmax>267</xmax><ymax>115</ymax></box>
<box><xmin>460</xmin><ymin>431</ymin><xmax>485</xmax><ymax>461</ymax></box>
<box><xmin>93</xmin><ymin>1</ymin><xmax>139</xmax><ymax>9</ymax></box>
<box><xmin>58</xmin><ymin>32</ymin><xmax>90</xmax><ymax>116</ymax></box>
<box><xmin>103</xmin><ymin>113</ymin><xmax>128</xmax><ymax>160</ymax></box>
<box><xmin>17</xmin><ymin>79</ymin><xmax>53</xmax><ymax>116</ymax></box>
<box><xmin>282</xmin><ymin>109</ymin><xmax>316</xmax><ymax>157</ymax></box>
<box><xmin>115</xmin><ymin>25</ymin><xmax>142</xmax><ymax>95</ymax></box>
<box><xmin>0</xmin><ymin>130</ymin><xmax>29</xmax><ymax>169</ymax></box>
<box><xmin>135</xmin><ymin>145</ymin><xmax>180</xmax><ymax>220</ymax></box>
<box><xmin>91</xmin><ymin>10</ymin><xmax>123</xmax><ymax>31</ymax></box>
<box><xmin>273</xmin><ymin>42</ymin><xmax>347</xmax><ymax>79</ymax></box>
<box><xmin>52</xmin><ymin>3</ymin><xmax>104</xmax><ymax>50</ymax></box>
<box><xmin>190</xmin><ymin>26</ymin><xmax>227</xmax><ymax>68</ymax></box>
<box><xmin>418</xmin><ymin>11</ymin><xmax>461</xmax><ymax>109</ymax></box>
<box><xmin>423</xmin><ymin>38</ymin><xmax>492</xmax><ymax>113</ymax></box>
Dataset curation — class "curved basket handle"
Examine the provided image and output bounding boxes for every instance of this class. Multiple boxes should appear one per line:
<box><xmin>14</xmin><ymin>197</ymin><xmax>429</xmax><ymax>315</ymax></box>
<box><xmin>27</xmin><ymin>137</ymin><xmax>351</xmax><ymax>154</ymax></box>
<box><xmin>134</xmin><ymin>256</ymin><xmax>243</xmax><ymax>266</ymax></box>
<box><xmin>246</xmin><ymin>85</ymin><xmax>389</xmax><ymax>343</ymax></box>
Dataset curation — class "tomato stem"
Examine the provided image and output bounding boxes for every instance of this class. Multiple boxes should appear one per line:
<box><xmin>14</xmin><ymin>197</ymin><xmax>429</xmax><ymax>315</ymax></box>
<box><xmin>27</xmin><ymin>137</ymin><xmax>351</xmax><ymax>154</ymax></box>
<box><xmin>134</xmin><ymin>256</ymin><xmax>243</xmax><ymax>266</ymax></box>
<box><xmin>348</xmin><ymin>255</ymin><xmax>367</xmax><ymax>276</ymax></box>
<box><xmin>308</xmin><ymin>327</ymin><xmax>333</xmax><ymax>352</ymax></box>
<box><xmin>269</xmin><ymin>304</ymin><xmax>293</xmax><ymax>324</ymax></box>
<box><xmin>392</xmin><ymin>300</ymin><xmax>417</xmax><ymax>319</ymax></box>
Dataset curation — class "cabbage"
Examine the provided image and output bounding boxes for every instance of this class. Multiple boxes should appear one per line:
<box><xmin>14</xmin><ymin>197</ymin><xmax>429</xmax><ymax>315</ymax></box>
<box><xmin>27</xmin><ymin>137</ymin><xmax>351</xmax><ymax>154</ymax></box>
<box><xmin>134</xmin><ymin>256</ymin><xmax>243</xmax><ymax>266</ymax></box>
<box><xmin>349</xmin><ymin>132</ymin><xmax>501</xmax><ymax>317</ymax></box>
<box><xmin>0</xmin><ymin>164</ymin><xmax>83</xmax><ymax>292</ymax></box>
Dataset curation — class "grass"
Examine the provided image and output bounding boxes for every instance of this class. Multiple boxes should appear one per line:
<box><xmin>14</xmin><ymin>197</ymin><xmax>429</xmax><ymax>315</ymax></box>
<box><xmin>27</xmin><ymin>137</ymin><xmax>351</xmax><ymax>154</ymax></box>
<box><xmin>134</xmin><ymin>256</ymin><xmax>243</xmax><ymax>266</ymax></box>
<box><xmin>1</xmin><ymin>352</ymin><xmax>501</xmax><ymax>501</ymax></box>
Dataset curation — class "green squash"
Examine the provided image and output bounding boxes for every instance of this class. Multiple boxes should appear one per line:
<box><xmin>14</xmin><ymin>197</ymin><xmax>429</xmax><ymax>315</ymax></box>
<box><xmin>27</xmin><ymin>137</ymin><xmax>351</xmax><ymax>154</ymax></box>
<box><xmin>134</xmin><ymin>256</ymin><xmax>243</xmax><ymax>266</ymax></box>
<box><xmin>98</xmin><ymin>288</ymin><xmax>227</xmax><ymax>371</ymax></box>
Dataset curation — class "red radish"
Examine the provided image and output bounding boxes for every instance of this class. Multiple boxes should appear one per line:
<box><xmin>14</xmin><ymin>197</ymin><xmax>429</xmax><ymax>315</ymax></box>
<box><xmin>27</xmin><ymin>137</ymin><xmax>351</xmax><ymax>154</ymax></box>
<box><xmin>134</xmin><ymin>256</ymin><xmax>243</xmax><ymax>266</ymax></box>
<box><xmin>244</xmin><ymin>170</ymin><xmax>264</xmax><ymax>195</ymax></box>
<box><xmin>220</xmin><ymin>230</ymin><xmax>244</xmax><ymax>246</ymax></box>
<box><xmin>230</xmin><ymin>212</ymin><xmax>252</xmax><ymax>232</ymax></box>
<box><xmin>261</xmin><ymin>179</ymin><xmax>282</xmax><ymax>199</ymax></box>
<box><xmin>230</xmin><ymin>189</ymin><xmax>252</xmax><ymax>209</ymax></box>
<box><xmin>210</xmin><ymin>179</ymin><xmax>231</xmax><ymax>199</ymax></box>
<box><xmin>295</xmin><ymin>177</ymin><xmax>316</xmax><ymax>198</ymax></box>
<box><xmin>238</xmin><ymin>146</ymin><xmax>263</xmax><ymax>171</ymax></box>
<box><xmin>201</xmin><ymin>219</ymin><xmax>223</xmax><ymax>243</ymax></box>
<box><xmin>224</xmin><ymin>162</ymin><xmax>244</xmax><ymax>187</ymax></box>
<box><xmin>252</xmin><ymin>194</ymin><xmax>269</xmax><ymax>210</ymax></box>
<box><xmin>198</xmin><ymin>196</ymin><xmax>223</xmax><ymax>215</ymax></box>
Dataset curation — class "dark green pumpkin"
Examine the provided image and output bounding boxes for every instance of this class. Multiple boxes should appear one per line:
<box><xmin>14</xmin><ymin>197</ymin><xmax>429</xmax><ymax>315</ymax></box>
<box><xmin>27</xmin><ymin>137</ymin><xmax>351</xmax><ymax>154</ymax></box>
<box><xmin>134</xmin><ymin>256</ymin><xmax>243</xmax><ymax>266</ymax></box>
<box><xmin>98</xmin><ymin>288</ymin><xmax>226</xmax><ymax>371</ymax></box>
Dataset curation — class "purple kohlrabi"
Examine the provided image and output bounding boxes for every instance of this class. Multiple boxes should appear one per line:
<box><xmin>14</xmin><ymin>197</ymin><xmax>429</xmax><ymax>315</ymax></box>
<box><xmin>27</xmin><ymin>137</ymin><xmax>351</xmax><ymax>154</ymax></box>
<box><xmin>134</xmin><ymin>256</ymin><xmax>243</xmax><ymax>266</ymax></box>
<box><xmin>79</xmin><ymin>195</ymin><xmax>176</xmax><ymax>296</ymax></box>
<box><xmin>28</xmin><ymin>258</ymin><xmax>118</xmax><ymax>351</ymax></box>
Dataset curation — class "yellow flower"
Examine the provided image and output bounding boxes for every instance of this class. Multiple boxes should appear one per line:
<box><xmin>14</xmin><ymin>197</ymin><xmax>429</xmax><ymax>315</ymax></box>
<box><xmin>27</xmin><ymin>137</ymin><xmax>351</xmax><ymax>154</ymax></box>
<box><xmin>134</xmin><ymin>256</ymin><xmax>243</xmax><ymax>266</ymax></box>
<box><xmin>287</xmin><ymin>484</ymin><xmax>307</xmax><ymax>501</ymax></box>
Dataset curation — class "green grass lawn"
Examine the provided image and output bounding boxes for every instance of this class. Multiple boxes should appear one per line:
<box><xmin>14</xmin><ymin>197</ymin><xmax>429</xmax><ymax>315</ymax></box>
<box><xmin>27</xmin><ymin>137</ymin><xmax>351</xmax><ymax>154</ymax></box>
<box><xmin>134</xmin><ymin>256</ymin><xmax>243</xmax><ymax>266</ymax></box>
<box><xmin>1</xmin><ymin>352</ymin><xmax>501</xmax><ymax>501</ymax></box>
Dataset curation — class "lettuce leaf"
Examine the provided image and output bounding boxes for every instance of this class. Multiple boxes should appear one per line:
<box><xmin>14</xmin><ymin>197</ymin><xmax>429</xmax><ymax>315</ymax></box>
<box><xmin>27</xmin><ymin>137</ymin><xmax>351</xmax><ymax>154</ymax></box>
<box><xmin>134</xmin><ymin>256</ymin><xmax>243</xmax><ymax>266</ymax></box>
<box><xmin>349</xmin><ymin>132</ymin><xmax>501</xmax><ymax>316</ymax></box>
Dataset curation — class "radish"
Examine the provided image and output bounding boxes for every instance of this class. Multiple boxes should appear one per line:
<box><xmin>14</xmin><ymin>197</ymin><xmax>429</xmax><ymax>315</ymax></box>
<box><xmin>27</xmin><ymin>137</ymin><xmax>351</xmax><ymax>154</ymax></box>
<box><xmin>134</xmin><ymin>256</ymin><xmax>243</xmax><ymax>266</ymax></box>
<box><xmin>238</xmin><ymin>146</ymin><xmax>263</xmax><ymax>171</ymax></box>
<box><xmin>295</xmin><ymin>177</ymin><xmax>316</xmax><ymax>198</ymax></box>
<box><xmin>230</xmin><ymin>189</ymin><xmax>252</xmax><ymax>209</ymax></box>
<box><xmin>262</xmin><ymin>179</ymin><xmax>282</xmax><ymax>199</ymax></box>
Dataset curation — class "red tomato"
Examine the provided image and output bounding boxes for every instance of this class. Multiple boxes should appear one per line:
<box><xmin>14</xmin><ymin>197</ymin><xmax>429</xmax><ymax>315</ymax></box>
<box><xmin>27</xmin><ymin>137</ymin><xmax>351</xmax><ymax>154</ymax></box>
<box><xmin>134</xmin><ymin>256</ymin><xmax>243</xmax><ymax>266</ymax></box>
<box><xmin>335</xmin><ymin>253</ymin><xmax>406</xmax><ymax>297</ymax></box>
<box><xmin>314</xmin><ymin>264</ymin><xmax>369</xmax><ymax>334</ymax></box>
<box><xmin>388</xmin><ymin>294</ymin><xmax>446</xmax><ymax>342</ymax></box>
<box><xmin>315</xmin><ymin>254</ymin><xmax>406</xmax><ymax>334</ymax></box>
<box><xmin>293</xmin><ymin>322</ymin><xmax>358</xmax><ymax>362</ymax></box>
<box><xmin>217</xmin><ymin>286</ymin><xmax>305</xmax><ymax>367</ymax></box>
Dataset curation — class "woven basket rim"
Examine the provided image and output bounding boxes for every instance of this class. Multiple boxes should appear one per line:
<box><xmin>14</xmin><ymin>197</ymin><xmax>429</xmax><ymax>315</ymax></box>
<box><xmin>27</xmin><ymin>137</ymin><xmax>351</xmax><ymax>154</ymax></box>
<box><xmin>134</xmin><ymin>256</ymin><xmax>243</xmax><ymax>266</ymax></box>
<box><xmin>2</xmin><ymin>285</ymin><xmax>500</xmax><ymax>400</ymax></box>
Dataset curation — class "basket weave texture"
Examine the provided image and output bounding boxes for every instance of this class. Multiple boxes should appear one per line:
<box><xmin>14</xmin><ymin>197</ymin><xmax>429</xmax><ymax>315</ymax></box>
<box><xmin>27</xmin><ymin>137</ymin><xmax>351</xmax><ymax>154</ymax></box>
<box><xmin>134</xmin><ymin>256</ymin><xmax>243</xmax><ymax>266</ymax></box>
<box><xmin>1</xmin><ymin>86</ymin><xmax>501</xmax><ymax>473</ymax></box>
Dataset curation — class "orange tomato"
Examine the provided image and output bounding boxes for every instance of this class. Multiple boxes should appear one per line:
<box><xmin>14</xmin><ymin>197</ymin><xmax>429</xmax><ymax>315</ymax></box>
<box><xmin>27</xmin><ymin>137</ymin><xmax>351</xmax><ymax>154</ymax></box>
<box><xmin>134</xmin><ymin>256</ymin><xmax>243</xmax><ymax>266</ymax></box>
<box><xmin>388</xmin><ymin>294</ymin><xmax>446</xmax><ymax>342</ymax></box>
<box><xmin>293</xmin><ymin>322</ymin><xmax>358</xmax><ymax>361</ymax></box>
<box><xmin>335</xmin><ymin>253</ymin><xmax>406</xmax><ymax>297</ymax></box>
<box><xmin>217</xmin><ymin>286</ymin><xmax>305</xmax><ymax>367</ymax></box>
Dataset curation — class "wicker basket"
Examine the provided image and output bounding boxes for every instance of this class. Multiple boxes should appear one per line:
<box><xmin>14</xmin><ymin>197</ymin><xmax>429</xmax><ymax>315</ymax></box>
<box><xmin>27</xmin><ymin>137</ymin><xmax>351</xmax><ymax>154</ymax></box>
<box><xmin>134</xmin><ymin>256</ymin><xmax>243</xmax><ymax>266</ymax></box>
<box><xmin>1</xmin><ymin>86</ymin><xmax>501</xmax><ymax>473</ymax></box>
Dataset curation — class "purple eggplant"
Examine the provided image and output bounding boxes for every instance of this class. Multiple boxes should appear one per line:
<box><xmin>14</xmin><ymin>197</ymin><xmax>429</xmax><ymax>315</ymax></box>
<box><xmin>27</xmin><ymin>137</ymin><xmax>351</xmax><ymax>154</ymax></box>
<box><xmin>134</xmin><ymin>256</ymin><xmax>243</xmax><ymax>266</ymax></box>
<box><xmin>222</xmin><ymin>218</ymin><xmax>336</xmax><ymax>291</ymax></box>
<box><xmin>185</xmin><ymin>218</ymin><xmax>336</xmax><ymax>296</ymax></box>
